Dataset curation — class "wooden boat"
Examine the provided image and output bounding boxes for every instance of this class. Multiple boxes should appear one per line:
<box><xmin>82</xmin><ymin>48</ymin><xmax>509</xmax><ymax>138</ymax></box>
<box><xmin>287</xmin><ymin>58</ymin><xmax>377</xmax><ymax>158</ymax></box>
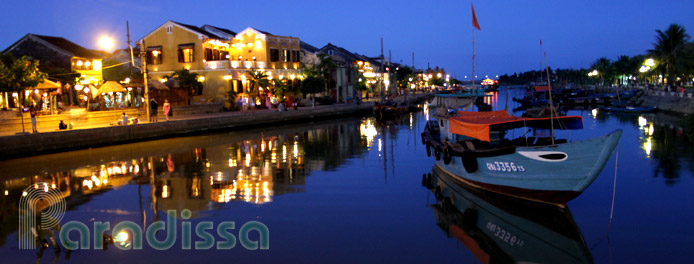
<box><xmin>373</xmin><ymin>101</ymin><xmax>409</xmax><ymax>119</ymax></box>
<box><xmin>424</xmin><ymin>165</ymin><xmax>593</xmax><ymax>263</ymax></box>
<box><xmin>421</xmin><ymin>110</ymin><xmax>622</xmax><ymax>206</ymax></box>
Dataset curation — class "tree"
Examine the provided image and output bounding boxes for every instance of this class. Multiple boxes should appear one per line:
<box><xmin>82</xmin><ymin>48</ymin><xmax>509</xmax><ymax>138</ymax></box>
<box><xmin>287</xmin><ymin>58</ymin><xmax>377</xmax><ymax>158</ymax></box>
<box><xmin>245</xmin><ymin>70</ymin><xmax>269</xmax><ymax>108</ymax></box>
<box><xmin>648</xmin><ymin>24</ymin><xmax>690</xmax><ymax>89</ymax></box>
<box><xmin>394</xmin><ymin>65</ymin><xmax>414</xmax><ymax>90</ymax></box>
<box><xmin>591</xmin><ymin>57</ymin><xmax>613</xmax><ymax>86</ymax></box>
<box><xmin>315</xmin><ymin>53</ymin><xmax>336</xmax><ymax>96</ymax></box>
<box><xmin>0</xmin><ymin>56</ymin><xmax>47</xmax><ymax>133</ymax></box>
<box><xmin>171</xmin><ymin>69</ymin><xmax>203</xmax><ymax>105</ymax></box>
<box><xmin>353</xmin><ymin>68</ymin><xmax>368</xmax><ymax>96</ymax></box>
<box><xmin>270</xmin><ymin>78</ymin><xmax>288</xmax><ymax>104</ymax></box>
<box><xmin>0</xmin><ymin>56</ymin><xmax>47</xmax><ymax>106</ymax></box>
<box><xmin>299</xmin><ymin>76</ymin><xmax>324</xmax><ymax>107</ymax></box>
<box><xmin>613</xmin><ymin>55</ymin><xmax>638</xmax><ymax>86</ymax></box>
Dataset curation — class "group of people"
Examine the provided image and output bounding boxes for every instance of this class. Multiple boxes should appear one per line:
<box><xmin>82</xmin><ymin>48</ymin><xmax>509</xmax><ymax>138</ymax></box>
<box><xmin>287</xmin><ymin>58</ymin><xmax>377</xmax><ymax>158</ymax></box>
<box><xmin>149</xmin><ymin>99</ymin><xmax>172</xmax><ymax>122</ymax></box>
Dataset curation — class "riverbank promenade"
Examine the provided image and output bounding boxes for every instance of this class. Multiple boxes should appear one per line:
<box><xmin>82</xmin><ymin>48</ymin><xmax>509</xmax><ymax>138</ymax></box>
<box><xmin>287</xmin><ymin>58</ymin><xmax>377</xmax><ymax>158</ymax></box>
<box><xmin>0</xmin><ymin>94</ymin><xmax>430</xmax><ymax>159</ymax></box>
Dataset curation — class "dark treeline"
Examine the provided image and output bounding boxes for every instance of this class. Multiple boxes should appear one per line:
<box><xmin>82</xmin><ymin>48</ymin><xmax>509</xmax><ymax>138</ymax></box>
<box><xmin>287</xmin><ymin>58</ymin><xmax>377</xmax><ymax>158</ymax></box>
<box><xmin>500</xmin><ymin>24</ymin><xmax>694</xmax><ymax>89</ymax></box>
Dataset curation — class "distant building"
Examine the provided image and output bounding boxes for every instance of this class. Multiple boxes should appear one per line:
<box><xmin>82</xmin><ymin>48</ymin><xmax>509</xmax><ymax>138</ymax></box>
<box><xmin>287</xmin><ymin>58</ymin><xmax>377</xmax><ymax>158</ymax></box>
<box><xmin>2</xmin><ymin>34</ymin><xmax>107</xmax><ymax>109</ymax></box>
<box><xmin>2</xmin><ymin>33</ymin><xmax>104</xmax><ymax>84</ymax></box>
<box><xmin>317</xmin><ymin>43</ymin><xmax>389</xmax><ymax>101</ymax></box>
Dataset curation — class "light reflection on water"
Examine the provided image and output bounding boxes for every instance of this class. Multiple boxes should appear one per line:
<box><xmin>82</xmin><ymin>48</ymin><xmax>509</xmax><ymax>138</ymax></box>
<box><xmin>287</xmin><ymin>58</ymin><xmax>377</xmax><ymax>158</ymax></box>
<box><xmin>0</xmin><ymin>87</ymin><xmax>693</xmax><ymax>263</ymax></box>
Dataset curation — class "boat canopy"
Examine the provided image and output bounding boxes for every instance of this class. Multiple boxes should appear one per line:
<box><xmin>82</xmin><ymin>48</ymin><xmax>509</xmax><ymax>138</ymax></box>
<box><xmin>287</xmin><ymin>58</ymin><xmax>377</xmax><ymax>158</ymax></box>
<box><xmin>534</xmin><ymin>85</ymin><xmax>552</xmax><ymax>92</ymax></box>
<box><xmin>449</xmin><ymin>110</ymin><xmax>584</xmax><ymax>142</ymax></box>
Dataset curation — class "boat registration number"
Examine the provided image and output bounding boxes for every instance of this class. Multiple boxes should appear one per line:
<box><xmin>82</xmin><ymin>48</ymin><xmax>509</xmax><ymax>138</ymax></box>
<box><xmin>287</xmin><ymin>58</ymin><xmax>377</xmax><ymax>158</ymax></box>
<box><xmin>486</xmin><ymin>221</ymin><xmax>525</xmax><ymax>247</ymax></box>
<box><xmin>485</xmin><ymin>161</ymin><xmax>525</xmax><ymax>172</ymax></box>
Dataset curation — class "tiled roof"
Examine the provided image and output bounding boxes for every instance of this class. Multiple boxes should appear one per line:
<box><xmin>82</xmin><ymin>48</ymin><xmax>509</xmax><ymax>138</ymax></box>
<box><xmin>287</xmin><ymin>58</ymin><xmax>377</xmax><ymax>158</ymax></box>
<box><xmin>202</xmin><ymin>24</ymin><xmax>237</xmax><ymax>38</ymax></box>
<box><xmin>300</xmin><ymin>41</ymin><xmax>319</xmax><ymax>53</ymax></box>
<box><xmin>32</xmin><ymin>34</ymin><xmax>101</xmax><ymax>59</ymax></box>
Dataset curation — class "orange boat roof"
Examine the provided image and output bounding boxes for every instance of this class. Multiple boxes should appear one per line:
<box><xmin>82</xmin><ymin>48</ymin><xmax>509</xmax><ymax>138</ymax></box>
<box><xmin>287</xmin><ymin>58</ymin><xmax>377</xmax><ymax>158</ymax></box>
<box><xmin>449</xmin><ymin>110</ymin><xmax>583</xmax><ymax>141</ymax></box>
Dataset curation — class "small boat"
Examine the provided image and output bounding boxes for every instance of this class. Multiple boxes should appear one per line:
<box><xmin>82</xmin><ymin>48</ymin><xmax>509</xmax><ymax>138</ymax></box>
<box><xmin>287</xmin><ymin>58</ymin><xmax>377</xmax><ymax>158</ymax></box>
<box><xmin>421</xmin><ymin>109</ymin><xmax>622</xmax><ymax>206</ymax></box>
<box><xmin>599</xmin><ymin>106</ymin><xmax>656</xmax><ymax>113</ymax></box>
<box><xmin>373</xmin><ymin>101</ymin><xmax>409</xmax><ymax>119</ymax></box>
<box><xmin>522</xmin><ymin>104</ymin><xmax>566</xmax><ymax>118</ymax></box>
<box><xmin>424</xmin><ymin>165</ymin><xmax>594</xmax><ymax>263</ymax></box>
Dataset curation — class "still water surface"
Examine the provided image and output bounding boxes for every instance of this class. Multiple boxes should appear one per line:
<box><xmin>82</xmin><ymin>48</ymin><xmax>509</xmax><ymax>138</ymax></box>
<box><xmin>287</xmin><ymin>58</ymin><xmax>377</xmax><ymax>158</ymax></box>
<box><xmin>1</xmin><ymin>87</ymin><xmax>693</xmax><ymax>263</ymax></box>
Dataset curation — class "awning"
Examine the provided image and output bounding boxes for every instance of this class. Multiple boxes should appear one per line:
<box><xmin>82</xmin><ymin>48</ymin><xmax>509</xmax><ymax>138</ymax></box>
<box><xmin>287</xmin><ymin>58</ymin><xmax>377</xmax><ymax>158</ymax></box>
<box><xmin>449</xmin><ymin>110</ymin><xmax>583</xmax><ymax>142</ymax></box>
<box><xmin>164</xmin><ymin>78</ymin><xmax>180</xmax><ymax>88</ymax></box>
<box><xmin>97</xmin><ymin>81</ymin><xmax>126</xmax><ymax>94</ymax></box>
<box><xmin>35</xmin><ymin>79</ymin><xmax>61</xmax><ymax>89</ymax></box>
<box><xmin>148</xmin><ymin>79</ymin><xmax>169</xmax><ymax>90</ymax></box>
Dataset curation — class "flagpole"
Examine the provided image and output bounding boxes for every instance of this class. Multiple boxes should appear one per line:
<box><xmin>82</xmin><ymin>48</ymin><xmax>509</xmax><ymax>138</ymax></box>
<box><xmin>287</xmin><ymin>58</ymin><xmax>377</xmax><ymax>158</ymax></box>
<box><xmin>472</xmin><ymin>28</ymin><xmax>475</xmax><ymax>91</ymax></box>
<box><xmin>544</xmin><ymin>51</ymin><xmax>555</xmax><ymax>145</ymax></box>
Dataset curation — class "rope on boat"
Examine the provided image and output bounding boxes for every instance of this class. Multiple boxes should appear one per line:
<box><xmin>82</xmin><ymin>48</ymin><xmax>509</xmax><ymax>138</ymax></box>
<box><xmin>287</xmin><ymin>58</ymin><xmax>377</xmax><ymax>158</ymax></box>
<box><xmin>607</xmin><ymin>141</ymin><xmax>619</xmax><ymax>233</ymax></box>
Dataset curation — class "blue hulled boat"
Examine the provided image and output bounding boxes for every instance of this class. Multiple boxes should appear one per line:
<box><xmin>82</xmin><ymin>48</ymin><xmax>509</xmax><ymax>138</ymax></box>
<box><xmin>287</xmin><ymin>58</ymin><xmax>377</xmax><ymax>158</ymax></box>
<box><xmin>421</xmin><ymin>110</ymin><xmax>622</xmax><ymax>206</ymax></box>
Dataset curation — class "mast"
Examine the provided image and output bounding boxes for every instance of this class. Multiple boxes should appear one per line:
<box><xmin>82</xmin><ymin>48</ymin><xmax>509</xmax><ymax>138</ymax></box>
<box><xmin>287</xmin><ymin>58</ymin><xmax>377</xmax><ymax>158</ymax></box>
<box><xmin>472</xmin><ymin>28</ymin><xmax>475</xmax><ymax>90</ymax></box>
<box><xmin>544</xmin><ymin>51</ymin><xmax>554</xmax><ymax>144</ymax></box>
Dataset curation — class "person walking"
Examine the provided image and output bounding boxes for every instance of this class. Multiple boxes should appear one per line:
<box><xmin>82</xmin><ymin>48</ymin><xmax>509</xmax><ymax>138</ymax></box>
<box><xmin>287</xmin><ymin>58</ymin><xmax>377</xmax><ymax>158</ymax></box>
<box><xmin>150</xmin><ymin>99</ymin><xmax>158</xmax><ymax>122</ymax></box>
<box><xmin>30</xmin><ymin>105</ymin><xmax>38</xmax><ymax>133</ymax></box>
<box><xmin>163</xmin><ymin>99</ymin><xmax>171</xmax><ymax>121</ymax></box>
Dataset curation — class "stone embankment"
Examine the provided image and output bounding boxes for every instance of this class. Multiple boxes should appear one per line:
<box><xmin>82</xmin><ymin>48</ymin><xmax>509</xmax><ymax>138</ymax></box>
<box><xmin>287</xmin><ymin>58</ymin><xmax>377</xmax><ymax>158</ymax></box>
<box><xmin>640</xmin><ymin>91</ymin><xmax>694</xmax><ymax>115</ymax></box>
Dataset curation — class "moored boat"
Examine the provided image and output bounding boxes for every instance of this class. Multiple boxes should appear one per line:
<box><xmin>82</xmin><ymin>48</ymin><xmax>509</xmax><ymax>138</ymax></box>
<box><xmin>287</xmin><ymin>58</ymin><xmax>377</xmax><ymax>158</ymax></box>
<box><xmin>373</xmin><ymin>101</ymin><xmax>409</xmax><ymax>119</ymax></box>
<box><xmin>421</xmin><ymin>109</ymin><xmax>622</xmax><ymax>206</ymax></box>
<box><xmin>599</xmin><ymin>106</ymin><xmax>656</xmax><ymax>113</ymax></box>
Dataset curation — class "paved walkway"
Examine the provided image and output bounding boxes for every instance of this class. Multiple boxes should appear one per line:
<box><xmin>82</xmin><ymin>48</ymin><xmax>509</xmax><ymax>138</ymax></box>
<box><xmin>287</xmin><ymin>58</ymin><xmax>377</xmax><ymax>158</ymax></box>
<box><xmin>0</xmin><ymin>93</ymin><xmax>431</xmax><ymax>138</ymax></box>
<box><xmin>0</xmin><ymin>103</ymin><xmax>364</xmax><ymax>137</ymax></box>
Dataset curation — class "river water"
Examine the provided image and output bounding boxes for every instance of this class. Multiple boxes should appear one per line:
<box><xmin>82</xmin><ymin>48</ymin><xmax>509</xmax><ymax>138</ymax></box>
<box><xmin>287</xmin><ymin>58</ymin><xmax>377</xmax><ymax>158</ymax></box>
<box><xmin>1</xmin><ymin>87</ymin><xmax>693</xmax><ymax>263</ymax></box>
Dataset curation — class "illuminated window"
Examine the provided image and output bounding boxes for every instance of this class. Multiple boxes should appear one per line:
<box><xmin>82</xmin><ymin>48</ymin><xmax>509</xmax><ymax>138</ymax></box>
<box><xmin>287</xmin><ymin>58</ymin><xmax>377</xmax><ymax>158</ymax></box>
<box><xmin>283</xmin><ymin>49</ymin><xmax>289</xmax><ymax>62</ymax></box>
<box><xmin>146</xmin><ymin>46</ymin><xmax>163</xmax><ymax>65</ymax></box>
<box><xmin>270</xmin><ymin>49</ymin><xmax>279</xmax><ymax>62</ymax></box>
<box><xmin>178</xmin><ymin>43</ymin><xmax>194</xmax><ymax>63</ymax></box>
<box><xmin>71</xmin><ymin>58</ymin><xmax>93</xmax><ymax>71</ymax></box>
<box><xmin>204</xmin><ymin>47</ymin><xmax>228</xmax><ymax>61</ymax></box>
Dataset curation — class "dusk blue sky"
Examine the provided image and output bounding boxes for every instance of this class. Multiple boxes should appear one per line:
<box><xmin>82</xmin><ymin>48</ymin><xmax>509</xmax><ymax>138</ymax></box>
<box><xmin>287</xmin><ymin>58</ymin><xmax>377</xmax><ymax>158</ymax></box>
<box><xmin>1</xmin><ymin>0</ymin><xmax>693</xmax><ymax>80</ymax></box>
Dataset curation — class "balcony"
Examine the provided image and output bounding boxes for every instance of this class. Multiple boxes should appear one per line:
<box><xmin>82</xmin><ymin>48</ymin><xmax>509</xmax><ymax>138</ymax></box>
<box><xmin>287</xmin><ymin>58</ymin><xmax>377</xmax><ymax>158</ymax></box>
<box><xmin>230</xmin><ymin>61</ymin><xmax>267</xmax><ymax>70</ymax></box>
<box><xmin>204</xmin><ymin>60</ymin><xmax>230</xmax><ymax>70</ymax></box>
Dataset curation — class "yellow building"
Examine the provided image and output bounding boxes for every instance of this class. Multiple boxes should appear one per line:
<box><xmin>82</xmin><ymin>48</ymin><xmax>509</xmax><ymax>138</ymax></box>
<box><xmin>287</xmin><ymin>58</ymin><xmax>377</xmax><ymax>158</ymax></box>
<box><xmin>140</xmin><ymin>21</ymin><xmax>302</xmax><ymax>104</ymax></box>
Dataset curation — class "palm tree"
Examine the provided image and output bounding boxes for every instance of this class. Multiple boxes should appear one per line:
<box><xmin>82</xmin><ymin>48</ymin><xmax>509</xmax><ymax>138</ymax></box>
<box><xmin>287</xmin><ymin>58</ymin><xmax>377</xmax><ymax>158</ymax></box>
<box><xmin>591</xmin><ymin>57</ymin><xmax>612</xmax><ymax>86</ymax></box>
<box><xmin>648</xmin><ymin>24</ymin><xmax>690</xmax><ymax>90</ymax></box>
<box><xmin>245</xmin><ymin>70</ymin><xmax>269</xmax><ymax>108</ymax></box>
<box><xmin>171</xmin><ymin>69</ymin><xmax>203</xmax><ymax>105</ymax></box>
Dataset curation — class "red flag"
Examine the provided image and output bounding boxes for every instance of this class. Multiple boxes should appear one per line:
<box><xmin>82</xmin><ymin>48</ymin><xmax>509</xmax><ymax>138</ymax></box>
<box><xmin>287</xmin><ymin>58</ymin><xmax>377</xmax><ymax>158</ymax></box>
<box><xmin>471</xmin><ymin>2</ymin><xmax>481</xmax><ymax>30</ymax></box>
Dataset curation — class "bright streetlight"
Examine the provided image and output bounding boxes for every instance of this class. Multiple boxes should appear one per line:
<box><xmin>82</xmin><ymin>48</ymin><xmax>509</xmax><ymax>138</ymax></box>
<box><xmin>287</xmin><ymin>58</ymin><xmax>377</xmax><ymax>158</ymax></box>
<box><xmin>98</xmin><ymin>36</ymin><xmax>115</xmax><ymax>52</ymax></box>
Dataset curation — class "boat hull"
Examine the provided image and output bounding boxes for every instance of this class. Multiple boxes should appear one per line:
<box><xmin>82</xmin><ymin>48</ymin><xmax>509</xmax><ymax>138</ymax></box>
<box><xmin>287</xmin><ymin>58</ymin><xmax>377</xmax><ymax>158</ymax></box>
<box><xmin>433</xmin><ymin>130</ymin><xmax>622</xmax><ymax>205</ymax></box>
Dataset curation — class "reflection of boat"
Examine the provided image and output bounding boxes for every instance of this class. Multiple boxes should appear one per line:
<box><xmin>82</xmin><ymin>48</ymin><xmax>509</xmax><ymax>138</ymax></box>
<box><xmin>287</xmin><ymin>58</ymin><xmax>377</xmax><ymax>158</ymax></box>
<box><xmin>600</xmin><ymin>106</ymin><xmax>656</xmax><ymax>113</ymax></box>
<box><xmin>424</xmin><ymin>165</ymin><xmax>594</xmax><ymax>263</ymax></box>
<box><xmin>421</xmin><ymin>109</ymin><xmax>622</xmax><ymax>206</ymax></box>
